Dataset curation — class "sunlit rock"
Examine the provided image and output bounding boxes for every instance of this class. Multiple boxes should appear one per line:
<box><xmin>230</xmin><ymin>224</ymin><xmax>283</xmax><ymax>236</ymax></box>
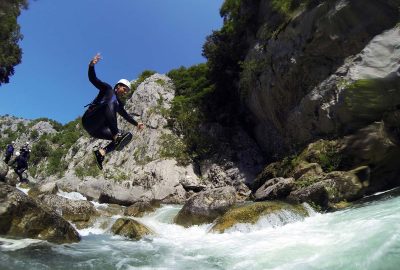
<box><xmin>111</xmin><ymin>218</ymin><xmax>154</xmax><ymax>240</ymax></box>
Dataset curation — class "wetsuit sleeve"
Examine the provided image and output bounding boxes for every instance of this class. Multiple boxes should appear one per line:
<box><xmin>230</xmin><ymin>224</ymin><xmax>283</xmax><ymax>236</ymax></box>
<box><xmin>88</xmin><ymin>65</ymin><xmax>109</xmax><ymax>91</ymax></box>
<box><xmin>118</xmin><ymin>106</ymin><xmax>138</xmax><ymax>126</ymax></box>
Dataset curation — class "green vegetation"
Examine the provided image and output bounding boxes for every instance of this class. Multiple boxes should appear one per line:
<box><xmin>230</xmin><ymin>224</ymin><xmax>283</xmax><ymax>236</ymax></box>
<box><xmin>203</xmin><ymin>0</ymin><xmax>259</xmax><ymax>117</ymax></box>
<box><xmin>28</xmin><ymin>117</ymin><xmax>86</xmax><ymax>177</ymax></box>
<box><xmin>158</xmin><ymin>133</ymin><xmax>190</xmax><ymax>165</ymax></box>
<box><xmin>0</xmin><ymin>0</ymin><xmax>28</xmax><ymax>85</ymax></box>
<box><xmin>166</xmin><ymin>64</ymin><xmax>217</xmax><ymax>163</ymax></box>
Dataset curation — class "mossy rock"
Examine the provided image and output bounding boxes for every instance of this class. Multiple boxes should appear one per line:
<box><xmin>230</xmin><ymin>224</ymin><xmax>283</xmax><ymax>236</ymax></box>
<box><xmin>299</xmin><ymin>139</ymin><xmax>342</xmax><ymax>172</ymax></box>
<box><xmin>292</xmin><ymin>162</ymin><xmax>323</xmax><ymax>180</ymax></box>
<box><xmin>210</xmin><ymin>201</ymin><xmax>309</xmax><ymax>233</ymax></box>
<box><xmin>322</xmin><ymin>170</ymin><xmax>364</xmax><ymax>203</ymax></box>
<box><xmin>111</xmin><ymin>218</ymin><xmax>154</xmax><ymax>240</ymax></box>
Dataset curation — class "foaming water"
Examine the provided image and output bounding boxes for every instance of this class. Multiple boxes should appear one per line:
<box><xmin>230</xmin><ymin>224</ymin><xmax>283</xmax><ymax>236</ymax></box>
<box><xmin>1</xmin><ymin>191</ymin><xmax>400</xmax><ymax>270</ymax></box>
<box><xmin>57</xmin><ymin>190</ymin><xmax>87</xmax><ymax>201</ymax></box>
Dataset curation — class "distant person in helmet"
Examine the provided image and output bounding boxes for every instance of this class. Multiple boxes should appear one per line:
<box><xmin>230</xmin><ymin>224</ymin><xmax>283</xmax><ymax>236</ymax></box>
<box><xmin>82</xmin><ymin>53</ymin><xmax>144</xmax><ymax>170</ymax></box>
<box><xmin>20</xmin><ymin>141</ymin><xmax>31</xmax><ymax>160</ymax></box>
<box><xmin>4</xmin><ymin>141</ymin><xmax>15</xmax><ymax>164</ymax></box>
<box><xmin>11</xmin><ymin>151</ymin><xmax>29</xmax><ymax>183</ymax></box>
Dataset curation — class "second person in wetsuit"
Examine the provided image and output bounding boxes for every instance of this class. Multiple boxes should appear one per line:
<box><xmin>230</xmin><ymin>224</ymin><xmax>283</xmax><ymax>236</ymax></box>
<box><xmin>82</xmin><ymin>53</ymin><xmax>144</xmax><ymax>170</ymax></box>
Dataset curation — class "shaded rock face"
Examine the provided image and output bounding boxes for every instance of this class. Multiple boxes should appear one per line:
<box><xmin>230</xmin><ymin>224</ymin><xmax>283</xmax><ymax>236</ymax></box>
<box><xmin>254</xmin><ymin>177</ymin><xmax>295</xmax><ymax>201</ymax></box>
<box><xmin>111</xmin><ymin>218</ymin><xmax>154</xmax><ymax>240</ymax></box>
<box><xmin>174</xmin><ymin>187</ymin><xmax>237</xmax><ymax>227</ymax></box>
<box><xmin>0</xmin><ymin>183</ymin><xmax>80</xmax><ymax>243</ymax></box>
<box><xmin>210</xmin><ymin>201</ymin><xmax>309</xmax><ymax>233</ymax></box>
<box><xmin>341</xmin><ymin>122</ymin><xmax>400</xmax><ymax>193</ymax></box>
<box><xmin>242</xmin><ymin>0</ymin><xmax>400</xmax><ymax>155</ymax></box>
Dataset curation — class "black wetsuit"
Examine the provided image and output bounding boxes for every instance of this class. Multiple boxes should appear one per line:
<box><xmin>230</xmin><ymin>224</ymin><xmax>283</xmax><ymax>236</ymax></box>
<box><xmin>82</xmin><ymin>65</ymin><xmax>138</xmax><ymax>153</ymax></box>
<box><xmin>11</xmin><ymin>155</ymin><xmax>28</xmax><ymax>183</ymax></box>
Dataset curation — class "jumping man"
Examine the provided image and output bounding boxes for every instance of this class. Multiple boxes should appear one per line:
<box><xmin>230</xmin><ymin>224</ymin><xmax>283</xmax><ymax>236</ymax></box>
<box><xmin>82</xmin><ymin>53</ymin><xmax>144</xmax><ymax>170</ymax></box>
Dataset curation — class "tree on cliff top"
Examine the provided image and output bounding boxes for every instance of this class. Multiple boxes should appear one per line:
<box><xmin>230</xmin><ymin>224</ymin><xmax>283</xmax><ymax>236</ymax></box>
<box><xmin>0</xmin><ymin>0</ymin><xmax>28</xmax><ymax>86</ymax></box>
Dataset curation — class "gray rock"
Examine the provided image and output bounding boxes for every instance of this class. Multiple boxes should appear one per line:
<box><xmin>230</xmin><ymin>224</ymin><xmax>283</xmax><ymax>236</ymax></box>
<box><xmin>174</xmin><ymin>186</ymin><xmax>237</xmax><ymax>227</ymax></box>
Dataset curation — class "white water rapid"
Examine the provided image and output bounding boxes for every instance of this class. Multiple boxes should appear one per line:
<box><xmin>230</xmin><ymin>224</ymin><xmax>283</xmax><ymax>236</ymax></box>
<box><xmin>1</xmin><ymin>188</ymin><xmax>399</xmax><ymax>270</ymax></box>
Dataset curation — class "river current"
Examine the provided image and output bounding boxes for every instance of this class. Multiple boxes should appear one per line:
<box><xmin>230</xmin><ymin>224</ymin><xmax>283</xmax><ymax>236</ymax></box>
<box><xmin>1</xmin><ymin>188</ymin><xmax>399</xmax><ymax>270</ymax></box>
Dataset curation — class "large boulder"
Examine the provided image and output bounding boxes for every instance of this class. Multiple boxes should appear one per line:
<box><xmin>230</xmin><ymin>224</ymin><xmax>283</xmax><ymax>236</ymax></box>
<box><xmin>174</xmin><ymin>187</ymin><xmax>237</xmax><ymax>227</ymax></box>
<box><xmin>210</xmin><ymin>201</ymin><xmax>309</xmax><ymax>233</ymax></box>
<box><xmin>77</xmin><ymin>178</ymin><xmax>146</xmax><ymax>206</ymax></box>
<box><xmin>111</xmin><ymin>218</ymin><xmax>154</xmax><ymax>240</ymax></box>
<box><xmin>38</xmin><ymin>194</ymin><xmax>98</xmax><ymax>223</ymax></box>
<box><xmin>0</xmin><ymin>182</ymin><xmax>80</xmax><ymax>243</ymax></box>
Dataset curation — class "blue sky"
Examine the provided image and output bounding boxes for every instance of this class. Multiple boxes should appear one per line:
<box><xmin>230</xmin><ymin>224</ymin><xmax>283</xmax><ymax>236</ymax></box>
<box><xmin>0</xmin><ymin>0</ymin><xmax>224</xmax><ymax>124</ymax></box>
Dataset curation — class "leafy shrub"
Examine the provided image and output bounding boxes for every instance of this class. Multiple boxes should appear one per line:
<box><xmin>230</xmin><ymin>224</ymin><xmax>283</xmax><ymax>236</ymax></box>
<box><xmin>166</xmin><ymin>64</ymin><xmax>217</xmax><ymax>162</ymax></box>
<box><xmin>0</xmin><ymin>0</ymin><xmax>28</xmax><ymax>85</ymax></box>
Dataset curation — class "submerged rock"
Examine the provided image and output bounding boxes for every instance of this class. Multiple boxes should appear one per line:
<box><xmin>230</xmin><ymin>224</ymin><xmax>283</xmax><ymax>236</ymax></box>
<box><xmin>174</xmin><ymin>187</ymin><xmax>237</xmax><ymax>227</ymax></box>
<box><xmin>0</xmin><ymin>182</ymin><xmax>80</xmax><ymax>243</ymax></box>
<box><xmin>210</xmin><ymin>201</ymin><xmax>309</xmax><ymax>233</ymax></box>
<box><xmin>111</xmin><ymin>218</ymin><xmax>154</xmax><ymax>240</ymax></box>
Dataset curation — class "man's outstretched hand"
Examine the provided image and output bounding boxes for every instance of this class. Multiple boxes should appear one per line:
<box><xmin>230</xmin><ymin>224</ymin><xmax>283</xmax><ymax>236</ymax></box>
<box><xmin>137</xmin><ymin>123</ymin><xmax>145</xmax><ymax>131</ymax></box>
<box><xmin>90</xmin><ymin>53</ymin><xmax>102</xmax><ymax>66</ymax></box>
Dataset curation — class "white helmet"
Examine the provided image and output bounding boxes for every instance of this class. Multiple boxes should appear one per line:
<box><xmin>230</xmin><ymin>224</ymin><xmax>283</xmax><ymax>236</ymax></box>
<box><xmin>115</xmin><ymin>79</ymin><xmax>131</xmax><ymax>90</ymax></box>
<box><xmin>11</xmin><ymin>141</ymin><xmax>15</xmax><ymax>144</ymax></box>
<box><xmin>15</xmin><ymin>151</ymin><xmax>20</xmax><ymax>156</ymax></box>
<box><xmin>26</xmin><ymin>141</ymin><xmax>30</xmax><ymax>145</ymax></box>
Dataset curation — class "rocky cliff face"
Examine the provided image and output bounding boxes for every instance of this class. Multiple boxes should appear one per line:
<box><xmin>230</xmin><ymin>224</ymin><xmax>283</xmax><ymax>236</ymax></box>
<box><xmin>242</xmin><ymin>0</ymin><xmax>400</xmax><ymax>154</ymax></box>
<box><xmin>1</xmin><ymin>74</ymin><xmax>264</xmax><ymax>204</ymax></box>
